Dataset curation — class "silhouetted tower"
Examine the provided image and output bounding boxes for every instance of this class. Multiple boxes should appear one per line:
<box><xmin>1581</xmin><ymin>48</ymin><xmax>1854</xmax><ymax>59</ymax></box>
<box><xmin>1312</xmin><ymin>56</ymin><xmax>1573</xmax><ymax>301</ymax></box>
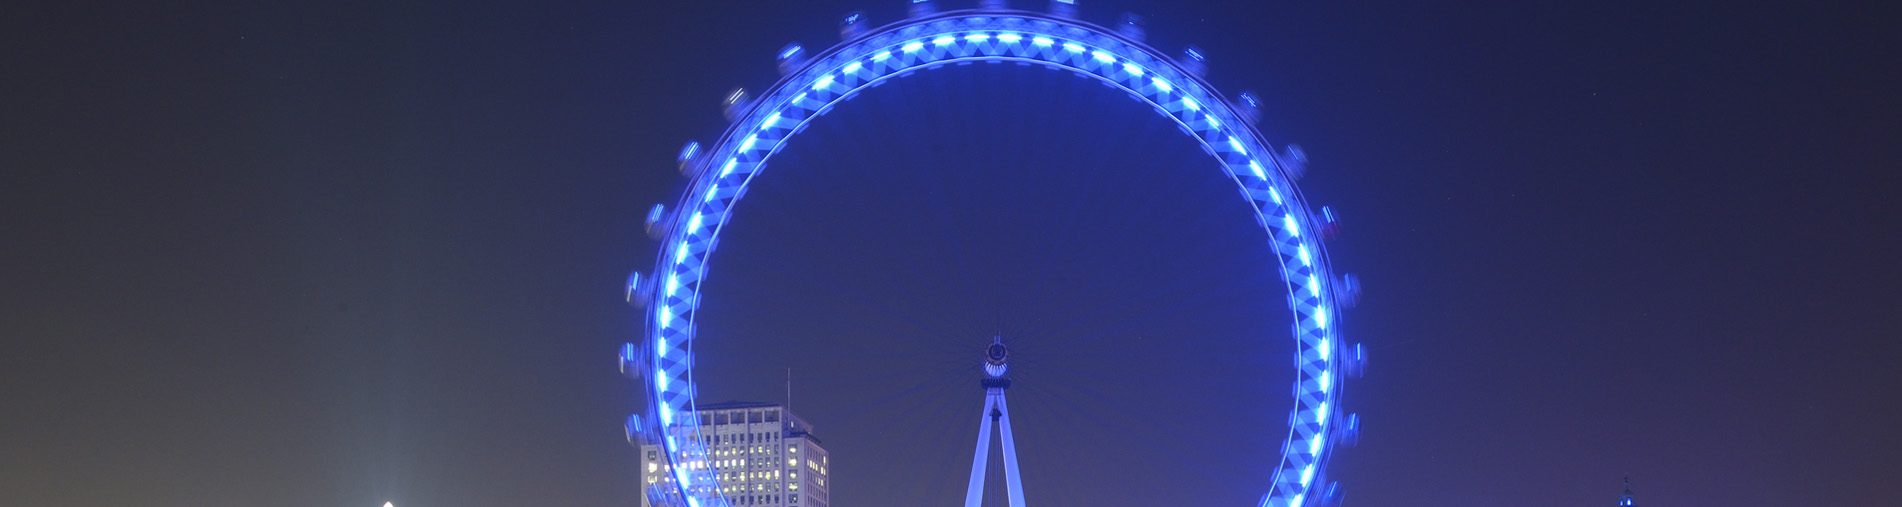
<box><xmin>1618</xmin><ymin>476</ymin><xmax>1637</xmax><ymax>507</ymax></box>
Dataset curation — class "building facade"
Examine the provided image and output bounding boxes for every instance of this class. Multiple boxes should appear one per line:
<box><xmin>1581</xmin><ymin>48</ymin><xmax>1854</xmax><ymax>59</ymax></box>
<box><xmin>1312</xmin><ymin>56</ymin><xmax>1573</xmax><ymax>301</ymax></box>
<box><xmin>641</xmin><ymin>402</ymin><xmax>830</xmax><ymax>507</ymax></box>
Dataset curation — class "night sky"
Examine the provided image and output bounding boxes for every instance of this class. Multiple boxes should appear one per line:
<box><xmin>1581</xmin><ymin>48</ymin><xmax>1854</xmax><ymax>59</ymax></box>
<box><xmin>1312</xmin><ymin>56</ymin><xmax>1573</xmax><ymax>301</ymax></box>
<box><xmin>3</xmin><ymin>1</ymin><xmax>1897</xmax><ymax>506</ymax></box>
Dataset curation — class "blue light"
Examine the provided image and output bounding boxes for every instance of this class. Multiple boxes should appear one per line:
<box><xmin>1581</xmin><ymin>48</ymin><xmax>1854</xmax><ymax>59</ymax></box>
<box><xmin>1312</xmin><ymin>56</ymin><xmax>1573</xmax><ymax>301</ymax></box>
<box><xmin>639</xmin><ymin>16</ymin><xmax>1348</xmax><ymax>507</ymax></box>
<box><xmin>778</xmin><ymin>45</ymin><xmax>802</xmax><ymax>59</ymax></box>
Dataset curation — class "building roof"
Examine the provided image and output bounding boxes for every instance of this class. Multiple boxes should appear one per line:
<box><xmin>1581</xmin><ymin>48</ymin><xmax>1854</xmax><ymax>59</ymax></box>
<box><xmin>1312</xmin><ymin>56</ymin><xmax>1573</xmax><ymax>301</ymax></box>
<box><xmin>692</xmin><ymin>400</ymin><xmax>781</xmax><ymax>410</ymax></box>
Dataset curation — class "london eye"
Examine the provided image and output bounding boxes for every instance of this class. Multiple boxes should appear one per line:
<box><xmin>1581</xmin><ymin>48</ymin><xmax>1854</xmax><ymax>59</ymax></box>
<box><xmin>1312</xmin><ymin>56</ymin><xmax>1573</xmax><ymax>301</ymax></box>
<box><xmin>622</xmin><ymin>3</ymin><xmax>1364</xmax><ymax>506</ymax></box>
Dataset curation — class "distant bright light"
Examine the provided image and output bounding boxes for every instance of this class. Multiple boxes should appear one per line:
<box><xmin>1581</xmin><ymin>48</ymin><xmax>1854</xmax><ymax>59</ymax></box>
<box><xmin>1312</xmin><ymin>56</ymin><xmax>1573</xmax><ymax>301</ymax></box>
<box><xmin>1061</xmin><ymin>42</ymin><xmax>1084</xmax><ymax>53</ymax></box>
<box><xmin>385</xmin><ymin>503</ymin><xmax>395</xmax><ymax>507</ymax></box>
<box><xmin>1091</xmin><ymin>50</ymin><xmax>1114</xmax><ymax>63</ymax></box>
<box><xmin>1031</xmin><ymin>36</ymin><xmax>1054</xmax><ymax>46</ymax></box>
<box><xmin>932</xmin><ymin>36</ymin><xmax>955</xmax><ymax>46</ymax></box>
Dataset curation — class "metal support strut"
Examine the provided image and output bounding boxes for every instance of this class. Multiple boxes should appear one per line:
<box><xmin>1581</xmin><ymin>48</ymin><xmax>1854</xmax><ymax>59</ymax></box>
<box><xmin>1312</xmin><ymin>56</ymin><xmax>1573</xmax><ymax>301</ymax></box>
<box><xmin>965</xmin><ymin>338</ymin><xmax>1026</xmax><ymax>507</ymax></box>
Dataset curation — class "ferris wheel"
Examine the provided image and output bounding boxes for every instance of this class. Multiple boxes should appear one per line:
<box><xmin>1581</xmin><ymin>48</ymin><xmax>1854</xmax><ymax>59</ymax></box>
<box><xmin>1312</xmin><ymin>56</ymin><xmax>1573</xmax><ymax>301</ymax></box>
<box><xmin>620</xmin><ymin>2</ymin><xmax>1366</xmax><ymax>506</ymax></box>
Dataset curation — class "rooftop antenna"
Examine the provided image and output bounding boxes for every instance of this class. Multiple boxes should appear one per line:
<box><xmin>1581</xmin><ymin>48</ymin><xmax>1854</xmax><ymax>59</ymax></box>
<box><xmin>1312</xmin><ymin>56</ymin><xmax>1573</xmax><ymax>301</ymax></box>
<box><xmin>786</xmin><ymin>367</ymin><xmax>793</xmax><ymax>413</ymax></box>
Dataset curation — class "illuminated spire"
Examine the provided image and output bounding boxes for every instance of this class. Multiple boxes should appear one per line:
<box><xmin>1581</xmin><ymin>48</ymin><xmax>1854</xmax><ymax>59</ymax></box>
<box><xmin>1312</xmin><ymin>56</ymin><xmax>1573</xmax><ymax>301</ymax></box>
<box><xmin>1619</xmin><ymin>476</ymin><xmax>1636</xmax><ymax>507</ymax></box>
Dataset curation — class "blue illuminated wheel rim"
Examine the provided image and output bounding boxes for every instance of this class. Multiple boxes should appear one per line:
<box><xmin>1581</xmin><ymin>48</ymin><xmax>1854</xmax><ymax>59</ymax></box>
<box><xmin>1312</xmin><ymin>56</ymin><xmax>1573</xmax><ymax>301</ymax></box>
<box><xmin>632</xmin><ymin>9</ymin><xmax>1353</xmax><ymax>507</ymax></box>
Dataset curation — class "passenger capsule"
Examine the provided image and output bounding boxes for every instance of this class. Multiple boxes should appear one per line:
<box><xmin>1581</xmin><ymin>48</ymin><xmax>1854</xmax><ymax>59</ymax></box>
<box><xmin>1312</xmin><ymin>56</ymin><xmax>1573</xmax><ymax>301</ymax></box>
<box><xmin>908</xmin><ymin>0</ymin><xmax>937</xmax><ymax>18</ymax></box>
<box><xmin>776</xmin><ymin>43</ymin><xmax>806</xmax><ymax>76</ymax></box>
<box><xmin>1181</xmin><ymin>46</ymin><xmax>1208</xmax><ymax>77</ymax></box>
<box><xmin>1049</xmin><ymin>0</ymin><xmax>1078</xmax><ymax>18</ymax></box>
<box><xmin>1236</xmin><ymin>91</ymin><xmax>1262</xmax><ymax>124</ymax></box>
<box><xmin>1280</xmin><ymin>144</ymin><xmax>1309</xmax><ymax>180</ymax></box>
<box><xmin>644</xmin><ymin>204</ymin><xmax>671</xmax><ymax>239</ymax></box>
<box><xmin>677</xmin><ymin>141</ymin><xmax>705</xmax><ymax>177</ymax></box>
<box><xmin>722</xmin><ymin>88</ymin><xmax>751</xmax><ymax>122</ymax></box>
<box><xmin>1117</xmin><ymin>13</ymin><xmax>1146</xmax><ymax>41</ymax></box>
<box><xmin>839</xmin><ymin>11</ymin><xmax>868</xmax><ymax>40</ymax></box>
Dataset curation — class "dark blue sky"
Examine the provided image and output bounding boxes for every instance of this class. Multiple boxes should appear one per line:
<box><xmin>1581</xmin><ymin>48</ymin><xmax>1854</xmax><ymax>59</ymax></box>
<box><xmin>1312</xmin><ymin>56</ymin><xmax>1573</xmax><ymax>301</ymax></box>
<box><xmin>2</xmin><ymin>1</ymin><xmax>1896</xmax><ymax>506</ymax></box>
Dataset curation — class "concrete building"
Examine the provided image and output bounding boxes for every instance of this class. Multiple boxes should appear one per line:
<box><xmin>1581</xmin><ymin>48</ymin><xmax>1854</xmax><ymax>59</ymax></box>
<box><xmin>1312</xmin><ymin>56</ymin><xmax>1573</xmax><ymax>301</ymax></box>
<box><xmin>641</xmin><ymin>402</ymin><xmax>829</xmax><ymax>507</ymax></box>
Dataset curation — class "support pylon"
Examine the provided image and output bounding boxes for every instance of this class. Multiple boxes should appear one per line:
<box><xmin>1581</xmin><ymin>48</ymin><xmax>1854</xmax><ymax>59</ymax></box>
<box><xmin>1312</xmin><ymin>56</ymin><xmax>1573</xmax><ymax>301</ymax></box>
<box><xmin>964</xmin><ymin>337</ymin><xmax>1026</xmax><ymax>507</ymax></box>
